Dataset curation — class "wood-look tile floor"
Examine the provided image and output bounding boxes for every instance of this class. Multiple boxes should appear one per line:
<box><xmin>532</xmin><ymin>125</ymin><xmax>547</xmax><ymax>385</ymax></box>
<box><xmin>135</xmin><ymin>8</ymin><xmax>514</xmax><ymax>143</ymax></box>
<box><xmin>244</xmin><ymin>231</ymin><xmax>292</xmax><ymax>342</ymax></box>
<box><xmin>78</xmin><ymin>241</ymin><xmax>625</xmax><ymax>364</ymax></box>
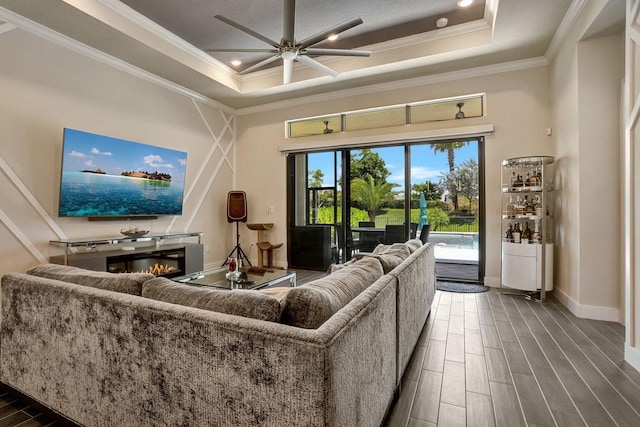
<box><xmin>0</xmin><ymin>390</ymin><xmax>58</xmax><ymax>427</ymax></box>
<box><xmin>384</xmin><ymin>288</ymin><xmax>640</xmax><ymax>427</ymax></box>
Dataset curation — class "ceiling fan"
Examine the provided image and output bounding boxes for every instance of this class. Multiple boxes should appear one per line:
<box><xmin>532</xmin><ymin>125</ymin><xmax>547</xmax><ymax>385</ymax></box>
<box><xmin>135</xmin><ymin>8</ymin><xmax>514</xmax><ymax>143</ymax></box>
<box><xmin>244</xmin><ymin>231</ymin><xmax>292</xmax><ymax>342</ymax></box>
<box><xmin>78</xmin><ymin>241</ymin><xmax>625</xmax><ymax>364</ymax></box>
<box><xmin>206</xmin><ymin>0</ymin><xmax>371</xmax><ymax>85</ymax></box>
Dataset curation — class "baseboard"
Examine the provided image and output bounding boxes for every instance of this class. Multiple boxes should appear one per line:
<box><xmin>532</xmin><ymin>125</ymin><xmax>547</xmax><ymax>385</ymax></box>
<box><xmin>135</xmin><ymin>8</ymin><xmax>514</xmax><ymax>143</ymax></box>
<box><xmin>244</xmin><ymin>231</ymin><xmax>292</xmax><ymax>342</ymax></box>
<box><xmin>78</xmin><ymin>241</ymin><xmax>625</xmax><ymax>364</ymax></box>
<box><xmin>554</xmin><ymin>287</ymin><xmax>621</xmax><ymax>322</ymax></box>
<box><xmin>483</xmin><ymin>276</ymin><xmax>501</xmax><ymax>287</ymax></box>
<box><xmin>625</xmin><ymin>344</ymin><xmax>640</xmax><ymax>372</ymax></box>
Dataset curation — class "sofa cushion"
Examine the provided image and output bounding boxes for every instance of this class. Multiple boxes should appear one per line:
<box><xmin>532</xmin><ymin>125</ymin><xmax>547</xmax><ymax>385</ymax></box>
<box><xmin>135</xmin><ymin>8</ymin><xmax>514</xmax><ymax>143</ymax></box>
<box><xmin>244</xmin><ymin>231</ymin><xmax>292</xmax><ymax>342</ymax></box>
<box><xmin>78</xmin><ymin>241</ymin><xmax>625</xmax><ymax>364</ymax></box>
<box><xmin>256</xmin><ymin>286</ymin><xmax>291</xmax><ymax>302</ymax></box>
<box><xmin>366</xmin><ymin>243</ymin><xmax>411</xmax><ymax>274</ymax></box>
<box><xmin>372</xmin><ymin>244</ymin><xmax>388</xmax><ymax>254</ymax></box>
<box><xmin>26</xmin><ymin>263</ymin><xmax>153</xmax><ymax>296</ymax></box>
<box><xmin>141</xmin><ymin>277</ymin><xmax>281</xmax><ymax>322</ymax></box>
<box><xmin>405</xmin><ymin>239</ymin><xmax>423</xmax><ymax>253</ymax></box>
<box><xmin>327</xmin><ymin>257</ymin><xmax>357</xmax><ymax>274</ymax></box>
<box><xmin>280</xmin><ymin>256</ymin><xmax>384</xmax><ymax>329</ymax></box>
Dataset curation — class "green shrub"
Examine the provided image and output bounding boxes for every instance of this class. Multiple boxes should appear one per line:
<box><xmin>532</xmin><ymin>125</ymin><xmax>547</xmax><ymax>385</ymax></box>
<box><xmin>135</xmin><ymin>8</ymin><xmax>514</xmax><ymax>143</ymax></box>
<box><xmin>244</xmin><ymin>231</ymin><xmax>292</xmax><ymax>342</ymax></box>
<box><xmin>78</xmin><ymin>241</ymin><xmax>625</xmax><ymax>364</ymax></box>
<box><xmin>315</xmin><ymin>206</ymin><xmax>370</xmax><ymax>227</ymax></box>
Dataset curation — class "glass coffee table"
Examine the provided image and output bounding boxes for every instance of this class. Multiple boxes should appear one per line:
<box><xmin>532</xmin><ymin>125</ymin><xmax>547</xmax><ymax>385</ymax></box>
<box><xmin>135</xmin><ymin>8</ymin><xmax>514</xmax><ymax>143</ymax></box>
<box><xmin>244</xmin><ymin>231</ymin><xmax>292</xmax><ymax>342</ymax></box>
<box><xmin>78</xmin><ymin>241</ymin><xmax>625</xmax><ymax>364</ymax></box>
<box><xmin>172</xmin><ymin>267</ymin><xmax>296</xmax><ymax>290</ymax></box>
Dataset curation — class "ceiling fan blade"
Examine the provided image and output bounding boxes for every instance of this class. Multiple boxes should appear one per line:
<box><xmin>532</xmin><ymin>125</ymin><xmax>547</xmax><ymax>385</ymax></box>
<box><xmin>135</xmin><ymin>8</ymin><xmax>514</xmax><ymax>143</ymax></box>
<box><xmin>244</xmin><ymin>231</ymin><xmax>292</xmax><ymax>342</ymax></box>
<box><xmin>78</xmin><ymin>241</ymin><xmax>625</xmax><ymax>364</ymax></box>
<box><xmin>283</xmin><ymin>58</ymin><xmax>294</xmax><ymax>84</ymax></box>
<box><xmin>298</xmin><ymin>17</ymin><xmax>364</xmax><ymax>49</ymax></box>
<box><xmin>302</xmin><ymin>48</ymin><xmax>371</xmax><ymax>57</ymax></box>
<box><xmin>296</xmin><ymin>55</ymin><xmax>339</xmax><ymax>78</ymax></box>
<box><xmin>282</xmin><ymin>0</ymin><xmax>295</xmax><ymax>45</ymax></box>
<box><xmin>215</xmin><ymin>15</ymin><xmax>280</xmax><ymax>48</ymax></box>
<box><xmin>205</xmin><ymin>48</ymin><xmax>279</xmax><ymax>53</ymax></box>
<box><xmin>237</xmin><ymin>55</ymin><xmax>281</xmax><ymax>75</ymax></box>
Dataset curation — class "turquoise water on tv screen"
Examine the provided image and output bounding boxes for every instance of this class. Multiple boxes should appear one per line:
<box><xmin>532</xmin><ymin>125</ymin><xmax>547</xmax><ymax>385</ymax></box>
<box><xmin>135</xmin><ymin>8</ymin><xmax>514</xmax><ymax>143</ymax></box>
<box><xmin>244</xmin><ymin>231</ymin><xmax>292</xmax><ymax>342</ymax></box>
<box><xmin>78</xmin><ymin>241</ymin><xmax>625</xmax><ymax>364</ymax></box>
<box><xmin>59</xmin><ymin>170</ymin><xmax>184</xmax><ymax>216</ymax></box>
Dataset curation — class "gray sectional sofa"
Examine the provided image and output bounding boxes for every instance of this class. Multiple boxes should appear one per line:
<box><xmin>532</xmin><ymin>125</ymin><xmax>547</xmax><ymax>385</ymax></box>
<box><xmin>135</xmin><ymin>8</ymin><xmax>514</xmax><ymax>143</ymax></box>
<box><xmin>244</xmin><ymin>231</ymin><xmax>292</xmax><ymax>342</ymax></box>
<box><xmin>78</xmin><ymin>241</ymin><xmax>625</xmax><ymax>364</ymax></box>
<box><xmin>0</xmin><ymin>240</ymin><xmax>435</xmax><ymax>426</ymax></box>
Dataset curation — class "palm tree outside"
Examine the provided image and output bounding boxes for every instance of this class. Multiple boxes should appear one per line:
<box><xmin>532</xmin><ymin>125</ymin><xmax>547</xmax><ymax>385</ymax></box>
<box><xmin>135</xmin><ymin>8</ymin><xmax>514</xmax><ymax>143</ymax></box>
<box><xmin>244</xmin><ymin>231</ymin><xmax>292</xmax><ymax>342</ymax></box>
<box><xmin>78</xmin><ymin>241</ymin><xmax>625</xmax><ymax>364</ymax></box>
<box><xmin>431</xmin><ymin>140</ymin><xmax>468</xmax><ymax>210</ymax></box>
<box><xmin>351</xmin><ymin>175</ymin><xmax>396</xmax><ymax>221</ymax></box>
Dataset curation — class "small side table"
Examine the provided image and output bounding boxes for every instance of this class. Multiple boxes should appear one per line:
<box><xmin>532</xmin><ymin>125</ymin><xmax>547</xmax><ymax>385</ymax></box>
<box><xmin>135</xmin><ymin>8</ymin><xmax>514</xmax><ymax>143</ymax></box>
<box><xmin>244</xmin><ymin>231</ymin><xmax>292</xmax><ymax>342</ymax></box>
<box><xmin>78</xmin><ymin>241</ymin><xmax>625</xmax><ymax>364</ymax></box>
<box><xmin>246</xmin><ymin>223</ymin><xmax>283</xmax><ymax>269</ymax></box>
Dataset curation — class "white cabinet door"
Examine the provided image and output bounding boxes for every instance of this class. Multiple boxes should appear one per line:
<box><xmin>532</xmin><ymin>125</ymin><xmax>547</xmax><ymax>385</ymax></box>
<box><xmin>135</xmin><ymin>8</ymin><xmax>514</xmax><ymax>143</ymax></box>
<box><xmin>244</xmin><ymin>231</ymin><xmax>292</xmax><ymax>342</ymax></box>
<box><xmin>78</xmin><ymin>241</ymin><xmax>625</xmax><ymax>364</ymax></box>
<box><xmin>501</xmin><ymin>242</ymin><xmax>553</xmax><ymax>291</ymax></box>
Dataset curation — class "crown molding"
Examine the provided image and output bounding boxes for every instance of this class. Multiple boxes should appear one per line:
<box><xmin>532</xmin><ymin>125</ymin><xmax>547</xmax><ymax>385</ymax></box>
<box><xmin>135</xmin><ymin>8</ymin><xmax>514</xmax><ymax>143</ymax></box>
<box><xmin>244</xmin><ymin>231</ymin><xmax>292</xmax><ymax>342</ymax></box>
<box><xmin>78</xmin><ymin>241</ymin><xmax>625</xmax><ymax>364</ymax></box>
<box><xmin>366</xmin><ymin>19</ymin><xmax>490</xmax><ymax>54</ymax></box>
<box><xmin>236</xmin><ymin>56</ymin><xmax>548</xmax><ymax>116</ymax></box>
<box><xmin>0</xmin><ymin>22</ymin><xmax>16</xmax><ymax>35</ymax></box>
<box><xmin>544</xmin><ymin>0</ymin><xmax>589</xmax><ymax>61</ymax></box>
<box><xmin>0</xmin><ymin>6</ymin><xmax>235</xmax><ymax>114</ymax></box>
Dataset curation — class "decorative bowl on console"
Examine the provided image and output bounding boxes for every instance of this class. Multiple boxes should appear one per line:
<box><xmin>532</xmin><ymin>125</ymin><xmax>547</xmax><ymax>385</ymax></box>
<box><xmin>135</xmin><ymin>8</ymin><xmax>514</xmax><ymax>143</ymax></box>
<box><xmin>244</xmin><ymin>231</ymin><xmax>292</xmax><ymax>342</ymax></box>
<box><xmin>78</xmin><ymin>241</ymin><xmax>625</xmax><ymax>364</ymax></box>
<box><xmin>120</xmin><ymin>228</ymin><xmax>149</xmax><ymax>238</ymax></box>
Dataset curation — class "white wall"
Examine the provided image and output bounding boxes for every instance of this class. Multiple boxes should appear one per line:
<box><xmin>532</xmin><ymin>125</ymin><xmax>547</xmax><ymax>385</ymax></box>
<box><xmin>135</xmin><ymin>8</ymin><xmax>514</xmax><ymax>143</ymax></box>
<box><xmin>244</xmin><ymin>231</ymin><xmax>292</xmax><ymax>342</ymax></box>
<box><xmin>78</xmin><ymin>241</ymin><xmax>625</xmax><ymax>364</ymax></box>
<box><xmin>0</xmin><ymin>27</ymin><xmax>236</xmax><ymax>275</ymax></box>
<box><xmin>551</xmin><ymin>0</ymin><xmax>624</xmax><ymax>321</ymax></box>
<box><xmin>236</xmin><ymin>65</ymin><xmax>553</xmax><ymax>280</ymax></box>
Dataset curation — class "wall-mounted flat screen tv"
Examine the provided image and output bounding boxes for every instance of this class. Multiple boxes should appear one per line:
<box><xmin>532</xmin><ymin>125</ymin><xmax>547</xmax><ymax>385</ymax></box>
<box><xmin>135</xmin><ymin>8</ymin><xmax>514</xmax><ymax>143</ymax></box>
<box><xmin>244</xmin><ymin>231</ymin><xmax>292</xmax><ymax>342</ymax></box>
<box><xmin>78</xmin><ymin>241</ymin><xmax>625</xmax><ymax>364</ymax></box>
<box><xmin>58</xmin><ymin>128</ymin><xmax>187</xmax><ymax>217</ymax></box>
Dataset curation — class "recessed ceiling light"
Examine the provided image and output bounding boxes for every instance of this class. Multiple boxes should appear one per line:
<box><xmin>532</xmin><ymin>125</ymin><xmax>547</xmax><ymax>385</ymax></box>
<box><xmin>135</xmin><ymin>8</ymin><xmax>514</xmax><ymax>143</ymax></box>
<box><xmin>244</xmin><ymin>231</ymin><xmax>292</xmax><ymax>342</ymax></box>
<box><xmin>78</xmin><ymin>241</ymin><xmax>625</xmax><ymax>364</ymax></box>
<box><xmin>327</xmin><ymin>34</ymin><xmax>339</xmax><ymax>41</ymax></box>
<box><xmin>436</xmin><ymin>17</ymin><xmax>448</xmax><ymax>28</ymax></box>
<box><xmin>230</xmin><ymin>59</ymin><xmax>242</xmax><ymax>66</ymax></box>
<box><xmin>457</xmin><ymin>0</ymin><xmax>475</xmax><ymax>7</ymax></box>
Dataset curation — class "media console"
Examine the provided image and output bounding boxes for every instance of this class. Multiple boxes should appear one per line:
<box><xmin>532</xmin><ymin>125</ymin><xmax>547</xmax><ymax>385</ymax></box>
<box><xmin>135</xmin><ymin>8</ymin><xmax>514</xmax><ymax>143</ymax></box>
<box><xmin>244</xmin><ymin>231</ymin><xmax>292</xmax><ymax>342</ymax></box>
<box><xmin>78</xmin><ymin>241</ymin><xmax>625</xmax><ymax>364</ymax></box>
<box><xmin>50</xmin><ymin>232</ymin><xmax>204</xmax><ymax>278</ymax></box>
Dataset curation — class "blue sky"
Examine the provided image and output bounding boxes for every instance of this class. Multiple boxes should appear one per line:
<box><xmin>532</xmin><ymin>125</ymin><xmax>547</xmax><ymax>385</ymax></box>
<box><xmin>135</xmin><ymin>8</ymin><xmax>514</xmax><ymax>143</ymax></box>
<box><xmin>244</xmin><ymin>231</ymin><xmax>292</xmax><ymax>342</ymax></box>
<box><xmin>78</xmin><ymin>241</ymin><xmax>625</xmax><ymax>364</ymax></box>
<box><xmin>307</xmin><ymin>140</ymin><xmax>478</xmax><ymax>188</ymax></box>
<box><xmin>62</xmin><ymin>128</ymin><xmax>188</xmax><ymax>182</ymax></box>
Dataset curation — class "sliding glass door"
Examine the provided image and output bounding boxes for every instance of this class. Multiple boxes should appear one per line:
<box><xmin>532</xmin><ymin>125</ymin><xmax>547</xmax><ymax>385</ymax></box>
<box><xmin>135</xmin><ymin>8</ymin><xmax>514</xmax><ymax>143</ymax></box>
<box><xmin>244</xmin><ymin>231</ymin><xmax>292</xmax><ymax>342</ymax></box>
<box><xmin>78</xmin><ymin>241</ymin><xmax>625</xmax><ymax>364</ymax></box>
<box><xmin>349</xmin><ymin>147</ymin><xmax>406</xmax><ymax>253</ymax></box>
<box><xmin>287</xmin><ymin>138</ymin><xmax>484</xmax><ymax>282</ymax></box>
<box><xmin>410</xmin><ymin>140</ymin><xmax>482</xmax><ymax>282</ymax></box>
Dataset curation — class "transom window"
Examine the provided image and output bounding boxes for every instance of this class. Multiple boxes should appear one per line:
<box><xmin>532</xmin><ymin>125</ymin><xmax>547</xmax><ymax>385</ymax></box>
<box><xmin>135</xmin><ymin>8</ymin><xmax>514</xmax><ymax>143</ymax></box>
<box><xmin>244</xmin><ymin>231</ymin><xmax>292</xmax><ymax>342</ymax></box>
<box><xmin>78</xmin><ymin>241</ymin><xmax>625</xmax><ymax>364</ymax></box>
<box><xmin>286</xmin><ymin>94</ymin><xmax>485</xmax><ymax>138</ymax></box>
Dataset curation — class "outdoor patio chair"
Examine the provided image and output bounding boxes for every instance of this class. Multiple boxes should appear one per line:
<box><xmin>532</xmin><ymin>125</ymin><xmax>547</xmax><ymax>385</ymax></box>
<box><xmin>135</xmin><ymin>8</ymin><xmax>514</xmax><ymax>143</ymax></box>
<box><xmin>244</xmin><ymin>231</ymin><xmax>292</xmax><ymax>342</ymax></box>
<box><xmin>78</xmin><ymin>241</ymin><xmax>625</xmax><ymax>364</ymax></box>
<box><xmin>384</xmin><ymin>224</ymin><xmax>405</xmax><ymax>244</ymax></box>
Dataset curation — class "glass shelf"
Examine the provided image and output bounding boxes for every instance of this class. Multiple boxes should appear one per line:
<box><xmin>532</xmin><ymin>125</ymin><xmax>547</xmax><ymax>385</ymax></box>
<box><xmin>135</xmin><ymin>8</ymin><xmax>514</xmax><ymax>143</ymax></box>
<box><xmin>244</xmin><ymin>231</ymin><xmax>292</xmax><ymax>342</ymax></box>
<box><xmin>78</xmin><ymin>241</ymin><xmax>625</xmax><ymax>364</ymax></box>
<box><xmin>50</xmin><ymin>232</ymin><xmax>203</xmax><ymax>265</ymax></box>
<box><xmin>502</xmin><ymin>214</ymin><xmax>543</xmax><ymax>220</ymax></box>
<box><xmin>501</xmin><ymin>156</ymin><xmax>555</xmax><ymax>168</ymax></box>
<box><xmin>502</xmin><ymin>184</ymin><xmax>554</xmax><ymax>193</ymax></box>
<box><xmin>50</xmin><ymin>232</ymin><xmax>203</xmax><ymax>248</ymax></box>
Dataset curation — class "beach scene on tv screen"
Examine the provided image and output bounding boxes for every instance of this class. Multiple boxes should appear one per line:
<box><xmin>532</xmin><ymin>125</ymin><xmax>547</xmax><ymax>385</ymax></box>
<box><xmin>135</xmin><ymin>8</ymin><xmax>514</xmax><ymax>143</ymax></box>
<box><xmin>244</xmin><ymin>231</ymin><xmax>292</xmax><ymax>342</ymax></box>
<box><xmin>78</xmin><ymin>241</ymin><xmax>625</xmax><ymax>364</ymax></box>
<box><xmin>59</xmin><ymin>129</ymin><xmax>187</xmax><ymax>217</ymax></box>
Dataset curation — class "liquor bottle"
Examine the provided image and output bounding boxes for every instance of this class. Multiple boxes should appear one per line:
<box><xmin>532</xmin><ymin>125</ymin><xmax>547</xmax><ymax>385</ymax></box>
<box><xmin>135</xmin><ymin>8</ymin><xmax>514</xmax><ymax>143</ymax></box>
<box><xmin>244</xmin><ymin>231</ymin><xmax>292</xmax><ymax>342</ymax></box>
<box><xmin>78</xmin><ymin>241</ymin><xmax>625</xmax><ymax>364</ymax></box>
<box><xmin>512</xmin><ymin>223</ymin><xmax>521</xmax><ymax>243</ymax></box>
<box><xmin>527</xmin><ymin>196</ymin><xmax>536</xmax><ymax>215</ymax></box>
<box><xmin>513</xmin><ymin>174</ymin><xmax>522</xmax><ymax>187</ymax></box>
<box><xmin>524</xmin><ymin>172</ymin><xmax>531</xmax><ymax>187</ymax></box>
<box><xmin>515</xmin><ymin>197</ymin><xmax>524</xmax><ymax>216</ymax></box>
<box><xmin>522</xmin><ymin>222</ymin><xmax>532</xmax><ymax>242</ymax></box>
<box><xmin>505</xmin><ymin>224</ymin><xmax>513</xmax><ymax>242</ymax></box>
<box><xmin>532</xmin><ymin>221</ymin><xmax>541</xmax><ymax>243</ymax></box>
<box><xmin>533</xmin><ymin>195</ymin><xmax>542</xmax><ymax>216</ymax></box>
<box><xmin>536</xmin><ymin>167</ymin><xmax>543</xmax><ymax>187</ymax></box>
<box><xmin>510</xmin><ymin>171</ymin><xmax>517</xmax><ymax>187</ymax></box>
<box><xmin>531</xmin><ymin>167</ymin><xmax>541</xmax><ymax>187</ymax></box>
<box><xmin>506</xmin><ymin>196</ymin><xmax>515</xmax><ymax>217</ymax></box>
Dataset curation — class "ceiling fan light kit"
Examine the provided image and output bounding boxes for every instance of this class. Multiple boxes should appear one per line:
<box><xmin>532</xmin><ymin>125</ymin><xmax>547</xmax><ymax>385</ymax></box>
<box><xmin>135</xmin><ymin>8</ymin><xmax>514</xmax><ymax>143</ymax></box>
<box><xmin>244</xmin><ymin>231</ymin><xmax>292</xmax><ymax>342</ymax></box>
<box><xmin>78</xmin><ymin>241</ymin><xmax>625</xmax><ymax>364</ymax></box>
<box><xmin>457</xmin><ymin>0</ymin><xmax>476</xmax><ymax>8</ymax></box>
<box><xmin>206</xmin><ymin>0</ymin><xmax>371</xmax><ymax>85</ymax></box>
<box><xmin>436</xmin><ymin>17</ymin><xmax>449</xmax><ymax>28</ymax></box>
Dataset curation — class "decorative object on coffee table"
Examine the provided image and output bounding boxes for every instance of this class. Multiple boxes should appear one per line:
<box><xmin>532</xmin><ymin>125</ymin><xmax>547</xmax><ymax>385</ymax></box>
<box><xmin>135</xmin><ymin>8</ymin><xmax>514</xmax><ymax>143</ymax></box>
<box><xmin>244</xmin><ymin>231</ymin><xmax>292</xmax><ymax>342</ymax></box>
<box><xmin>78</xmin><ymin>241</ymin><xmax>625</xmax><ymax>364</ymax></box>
<box><xmin>247</xmin><ymin>223</ymin><xmax>283</xmax><ymax>269</ymax></box>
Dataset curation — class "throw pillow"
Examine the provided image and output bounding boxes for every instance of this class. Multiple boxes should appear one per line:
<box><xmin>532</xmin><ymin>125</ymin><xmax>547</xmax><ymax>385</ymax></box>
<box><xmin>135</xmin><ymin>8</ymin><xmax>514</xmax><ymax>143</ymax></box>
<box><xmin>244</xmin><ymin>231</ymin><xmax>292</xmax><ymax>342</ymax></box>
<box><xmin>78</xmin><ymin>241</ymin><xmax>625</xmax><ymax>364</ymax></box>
<box><xmin>366</xmin><ymin>243</ymin><xmax>411</xmax><ymax>273</ymax></box>
<box><xmin>405</xmin><ymin>239</ymin><xmax>423</xmax><ymax>253</ymax></box>
<box><xmin>26</xmin><ymin>263</ymin><xmax>154</xmax><ymax>296</ymax></box>
<box><xmin>327</xmin><ymin>258</ymin><xmax>357</xmax><ymax>274</ymax></box>
<box><xmin>372</xmin><ymin>244</ymin><xmax>388</xmax><ymax>254</ymax></box>
<box><xmin>280</xmin><ymin>256</ymin><xmax>384</xmax><ymax>329</ymax></box>
<box><xmin>142</xmin><ymin>277</ymin><xmax>282</xmax><ymax>322</ymax></box>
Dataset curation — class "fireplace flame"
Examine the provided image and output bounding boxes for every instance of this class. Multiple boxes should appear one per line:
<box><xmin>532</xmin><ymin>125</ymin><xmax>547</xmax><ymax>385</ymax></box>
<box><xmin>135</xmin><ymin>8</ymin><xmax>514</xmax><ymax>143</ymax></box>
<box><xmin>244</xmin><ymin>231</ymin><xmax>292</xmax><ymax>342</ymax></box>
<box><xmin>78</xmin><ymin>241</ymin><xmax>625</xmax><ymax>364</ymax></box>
<box><xmin>140</xmin><ymin>263</ymin><xmax>177</xmax><ymax>276</ymax></box>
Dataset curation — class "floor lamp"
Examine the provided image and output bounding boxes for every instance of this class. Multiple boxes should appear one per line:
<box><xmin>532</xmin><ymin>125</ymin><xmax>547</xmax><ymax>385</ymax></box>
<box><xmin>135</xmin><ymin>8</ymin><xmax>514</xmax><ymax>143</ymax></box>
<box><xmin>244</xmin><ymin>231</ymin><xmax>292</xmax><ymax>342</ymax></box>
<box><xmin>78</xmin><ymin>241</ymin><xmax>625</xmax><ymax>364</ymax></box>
<box><xmin>222</xmin><ymin>191</ymin><xmax>252</xmax><ymax>267</ymax></box>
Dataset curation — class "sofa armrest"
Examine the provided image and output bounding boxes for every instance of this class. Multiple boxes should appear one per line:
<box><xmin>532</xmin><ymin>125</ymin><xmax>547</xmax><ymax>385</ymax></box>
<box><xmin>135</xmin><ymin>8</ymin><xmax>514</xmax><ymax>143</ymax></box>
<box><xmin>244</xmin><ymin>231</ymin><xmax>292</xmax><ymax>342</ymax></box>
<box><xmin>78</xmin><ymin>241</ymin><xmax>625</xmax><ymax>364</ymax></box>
<box><xmin>387</xmin><ymin>242</ymin><xmax>435</xmax><ymax>383</ymax></box>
